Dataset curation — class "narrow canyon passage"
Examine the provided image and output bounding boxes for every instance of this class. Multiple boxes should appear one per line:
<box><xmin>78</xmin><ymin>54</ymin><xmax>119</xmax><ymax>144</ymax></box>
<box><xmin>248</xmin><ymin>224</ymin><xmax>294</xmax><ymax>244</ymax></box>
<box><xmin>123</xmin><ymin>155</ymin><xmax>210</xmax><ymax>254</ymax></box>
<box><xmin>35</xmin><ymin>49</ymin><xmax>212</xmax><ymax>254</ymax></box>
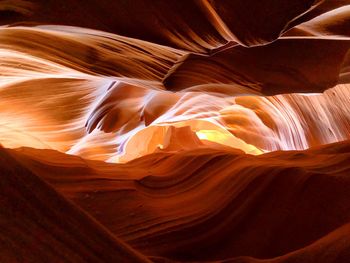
<box><xmin>1</xmin><ymin>1</ymin><xmax>350</xmax><ymax>262</ymax></box>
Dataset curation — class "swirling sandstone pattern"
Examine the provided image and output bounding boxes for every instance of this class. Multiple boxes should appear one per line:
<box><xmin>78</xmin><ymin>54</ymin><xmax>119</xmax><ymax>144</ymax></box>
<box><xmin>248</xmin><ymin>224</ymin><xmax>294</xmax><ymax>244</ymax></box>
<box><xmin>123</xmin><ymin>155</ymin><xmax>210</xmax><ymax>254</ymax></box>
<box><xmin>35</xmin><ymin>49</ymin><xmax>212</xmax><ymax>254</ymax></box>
<box><xmin>3</xmin><ymin>141</ymin><xmax>350</xmax><ymax>262</ymax></box>
<box><xmin>1</xmin><ymin>0</ymin><xmax>350</xmax><ymax>262</ymax></box>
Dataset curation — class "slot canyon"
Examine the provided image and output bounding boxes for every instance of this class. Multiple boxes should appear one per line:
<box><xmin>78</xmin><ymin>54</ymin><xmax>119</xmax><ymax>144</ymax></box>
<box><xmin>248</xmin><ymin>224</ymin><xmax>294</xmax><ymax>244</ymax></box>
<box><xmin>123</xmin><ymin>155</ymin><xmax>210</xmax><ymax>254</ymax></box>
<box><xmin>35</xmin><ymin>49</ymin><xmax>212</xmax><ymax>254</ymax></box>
<box><xmin>1</xmin><ymin>1</ymin><xmax>350</xmax><ymax>262</ymax></box>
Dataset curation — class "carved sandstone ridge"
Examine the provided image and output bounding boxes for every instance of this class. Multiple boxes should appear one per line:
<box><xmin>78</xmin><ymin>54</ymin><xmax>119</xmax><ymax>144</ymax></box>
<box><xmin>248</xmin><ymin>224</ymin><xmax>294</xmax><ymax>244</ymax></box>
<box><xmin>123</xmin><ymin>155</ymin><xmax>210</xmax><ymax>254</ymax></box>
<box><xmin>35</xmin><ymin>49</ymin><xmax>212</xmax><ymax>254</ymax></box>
<box><xmin>1</xmin><ymin>1</ymin><xmax>350</xmax><ymax>95</ymax></box>
<box><xmin>0</xmin><ymin>0</ymin><xmax>333</xmax><ymax>51</ymax></box>
<box><xmin>164</xmin><ymin>38</ymin><xmax>350</xmax><ymax>94</ymax></box>
<box><xmin>2</xmin><ymin>140</ymin><xmax>349</xmax><ymax>262</ymax></box>
<box><xmin>1</xmin><ymin>23</ymin><xmax>350</xmax><ymax>162</ymax></box>
<box><xmin>1</xmin><ymin>1</ymin><xmax>350</xmax><ymax>262</ymax></box>
<box><xmin>163</xmin><ymin>5</ymin><xmax>350</xmax><ymax>94</ymax></box>
<box><xmin>0</xmin><ymin>146</ymin><xmax>151</xmax><ymax>263</ymax></box>
<box><xmin>164</xmin><ymin>3</ymin><xmax>350</xmax><ymax>94</ymax></box>
<box><xmin>3</xmin><ymin>72</ymin><xmax>350</xmax><ymax>162</ymax></box>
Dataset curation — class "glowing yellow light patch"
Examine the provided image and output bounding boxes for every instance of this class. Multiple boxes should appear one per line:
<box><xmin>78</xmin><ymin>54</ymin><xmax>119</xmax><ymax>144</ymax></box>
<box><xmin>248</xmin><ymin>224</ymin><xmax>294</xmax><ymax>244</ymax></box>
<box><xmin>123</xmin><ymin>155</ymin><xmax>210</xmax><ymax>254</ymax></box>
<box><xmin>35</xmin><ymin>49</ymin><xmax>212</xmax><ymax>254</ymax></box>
<box><xmin>196</xmin><ymin>130</ymin><xmax>229</xmax><ymax>143</ymax></box>
<box><xmin>196</xmin><ymin>129</ymin><xmax>263</xmax><ymax>155</ymax></box>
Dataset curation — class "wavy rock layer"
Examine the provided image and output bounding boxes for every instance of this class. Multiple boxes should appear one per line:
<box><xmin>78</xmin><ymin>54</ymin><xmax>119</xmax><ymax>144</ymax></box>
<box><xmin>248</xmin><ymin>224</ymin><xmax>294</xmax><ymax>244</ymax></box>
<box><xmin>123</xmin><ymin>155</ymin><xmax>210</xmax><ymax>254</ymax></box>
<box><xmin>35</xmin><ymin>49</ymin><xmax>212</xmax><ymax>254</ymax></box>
<box><xmin>2</xmin><ymin>62</ymin><xmax>350</xmax><ymax>162</ymax></box>
<box><xmin>0</xmin><ymin>1</ymin><xmax>349</xmax><ymax>161</ymax></box>
<box><xmin>0</xmin><ymin>147</ymin><xmax>150</xmax><ymax>263</ymax></box>
<box><xmin>0</xmin><ymin>0</ymin><xmax>325</xmax><ymax>51</ymax></box>
<box><xmin>1</xmin><ymin>1</ymin><xmax>350</xmax><ymax>262</ymax></box>
<box><xmin>1</xmin><ymin>141</ymin><xmax>349</xmax><ymax>262</ymax></box>
<box><xmin>0</xmin><ymin>2</ymin><xmax>349</xmax><ymax>161</ymax></box>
